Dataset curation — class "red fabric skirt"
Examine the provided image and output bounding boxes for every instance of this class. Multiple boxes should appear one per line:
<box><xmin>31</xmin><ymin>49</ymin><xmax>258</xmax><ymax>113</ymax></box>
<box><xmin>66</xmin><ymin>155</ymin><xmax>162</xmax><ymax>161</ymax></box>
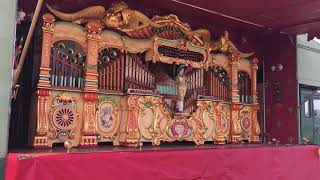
<box><xmin>5</xmin><ymin>145</ymin><xmax>320</xmax><ymax>180</ymax></box>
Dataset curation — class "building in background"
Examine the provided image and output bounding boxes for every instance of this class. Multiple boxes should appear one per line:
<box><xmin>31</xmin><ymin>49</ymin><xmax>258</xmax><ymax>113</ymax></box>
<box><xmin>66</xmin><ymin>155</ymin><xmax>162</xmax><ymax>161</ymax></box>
<box><xmin>297</xmin><ymin>34</ymin><xmax>320</xmax><ymax>144</ymax></box>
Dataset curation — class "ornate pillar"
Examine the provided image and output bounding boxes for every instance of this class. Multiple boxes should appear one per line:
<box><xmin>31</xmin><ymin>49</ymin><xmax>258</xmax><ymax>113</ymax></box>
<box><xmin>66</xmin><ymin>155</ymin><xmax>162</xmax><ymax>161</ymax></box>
<box><xmin>229</xmin><ymin>53</ymin><xmax>240</xmax><ymax>102</ymax></box>
<box><xmin>80</xmin><ymin>21</ymin><xmax>102</xmax><ymax>146</ymax></box>
<box><xmin>229</xmin><ymin>53</ymin><xmax>243</xmax><ymax>143</ymax></box>
<box><xmin>84</xmin><ymin>21</ymin><xmax>101</xmax><ymax>92</ymax></box>
<box><xmin>38</xmin><ymin>13</ymin><xmax>55</xmax><ymax>89</ymax></box>
<box><xmin>251</xmin><ymin>58</ymin><xmax>258</xmax><ymax>105</ymax></box>
<box><xmin>81</xmin><ymin>93</ymin><xmax>99</xmax><ymax>145</ymax></box>
<box><xmin>250</xmin><ymin>58</ymin><xmax>260</xmax><ymax>142</ymax></box>
<box><xmin>34</xmin><ymin>89</ymin><xmax>50</xmax><ymax>146</ymax></box>
<box><xmin>119</xmin><ymin>95</ymin><xmax>140</xmax><ymax>147</ymax></box>
<box><xmin>214</xmin><ymin>102</ymin><xmax>226</xmax><ymax>144</ymax></box>
<box><xmin>34</xmin><ymin>14</ymin><xmax>55</xmax><ymax>146</ymax></box>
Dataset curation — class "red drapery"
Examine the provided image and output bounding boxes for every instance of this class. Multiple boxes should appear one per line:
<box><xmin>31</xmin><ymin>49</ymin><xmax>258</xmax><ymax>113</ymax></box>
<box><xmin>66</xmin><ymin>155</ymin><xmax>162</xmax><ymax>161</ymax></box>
<box><xmin>5</xmin><ymin>145</ymin><xmax>320</xmax><ymax>180</ymax></box>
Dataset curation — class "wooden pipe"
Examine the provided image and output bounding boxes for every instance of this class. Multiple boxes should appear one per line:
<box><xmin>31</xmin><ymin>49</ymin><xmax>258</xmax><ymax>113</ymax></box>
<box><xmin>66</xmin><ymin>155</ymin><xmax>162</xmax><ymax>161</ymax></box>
<box><xmin>12</xmin><ymin>0</ymin><xmax>44</xmax><ymax>98</ymax></box>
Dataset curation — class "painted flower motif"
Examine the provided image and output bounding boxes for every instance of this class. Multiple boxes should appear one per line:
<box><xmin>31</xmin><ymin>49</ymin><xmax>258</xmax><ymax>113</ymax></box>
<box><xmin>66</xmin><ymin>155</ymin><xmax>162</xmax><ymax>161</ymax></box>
<box><xmin>100</xmin><ymin>107</ymin><xmax>113</xmax><ymax>129</ymax></box>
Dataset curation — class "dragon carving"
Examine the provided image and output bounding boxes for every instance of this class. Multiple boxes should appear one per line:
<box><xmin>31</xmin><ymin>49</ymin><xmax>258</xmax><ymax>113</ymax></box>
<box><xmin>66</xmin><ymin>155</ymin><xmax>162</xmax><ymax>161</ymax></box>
<box><xmin>47</xmin><ymin>1</ymin><xmax>253</xmax><ymax>58</ymax></box>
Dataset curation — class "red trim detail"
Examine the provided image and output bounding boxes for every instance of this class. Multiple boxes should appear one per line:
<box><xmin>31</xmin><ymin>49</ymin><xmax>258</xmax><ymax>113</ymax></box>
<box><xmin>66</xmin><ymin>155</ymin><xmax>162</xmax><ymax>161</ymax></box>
<box><xmin>84</xmin><ymin>93</ymin><xmax>99</xmax><ymax>101</ymax></box>
<box><xmin>37</xmin><ymin>89</ymin><xmax>50</xmax><ymax>96</ymax></box>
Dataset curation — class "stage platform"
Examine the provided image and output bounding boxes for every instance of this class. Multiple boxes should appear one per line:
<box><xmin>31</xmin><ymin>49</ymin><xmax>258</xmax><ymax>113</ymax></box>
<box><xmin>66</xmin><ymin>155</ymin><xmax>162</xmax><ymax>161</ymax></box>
<box><xmin>5</xmin><ymin>144</ymin><xmax>320</xmax><ymax>180</ymax></box>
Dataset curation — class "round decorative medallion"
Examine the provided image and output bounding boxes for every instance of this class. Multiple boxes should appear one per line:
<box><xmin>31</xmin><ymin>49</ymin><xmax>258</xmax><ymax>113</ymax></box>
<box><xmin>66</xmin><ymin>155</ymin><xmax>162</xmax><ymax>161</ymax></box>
<box><xmin>53</xmin><ymin>106</ymin><xmax>76</xmax><ymax>130</ymax></box>
<box><xmin>175</xmin><ymin>124</ymin><xmax>186</xmax><ymax>135</ymax></box>
<box><xmin>171</xmin><ymin>122</ymin><xmax>189</xmax><ymax>137</ymax></box>
<box><xmin>240</xmin><ymin>115</ymin><xmax>251</xmax><ymax>131</ymax></box>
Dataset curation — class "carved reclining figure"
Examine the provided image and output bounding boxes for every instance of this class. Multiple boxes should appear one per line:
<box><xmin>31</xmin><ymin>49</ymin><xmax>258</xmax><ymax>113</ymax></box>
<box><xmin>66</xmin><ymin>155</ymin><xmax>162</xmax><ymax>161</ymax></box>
<box><xmin>47</xmin><ymin>2</ymin><xmax>253</xmax><ymax>58</ymax></box>
<box><xmin>47</xmin><ymin>1</ymin><xmax>162</xmax><ymax>31</ymax></box>
<box><xmin>212</xmin><ymin>31</ymin><xmax>254</xmax><ymax>58</ymax></box>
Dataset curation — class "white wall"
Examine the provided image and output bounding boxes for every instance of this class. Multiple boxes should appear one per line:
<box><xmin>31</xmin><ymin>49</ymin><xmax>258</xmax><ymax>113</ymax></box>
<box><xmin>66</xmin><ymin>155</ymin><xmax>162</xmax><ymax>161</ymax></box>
<box><xmin>0</xmin><ymin>0</ymin><xmax>16</xmax><ymax>158</ymax></box>
<box><xmin>297</xmin><ymin>35</ymin><xmax>320</xmax><ymax>86</ymax></box>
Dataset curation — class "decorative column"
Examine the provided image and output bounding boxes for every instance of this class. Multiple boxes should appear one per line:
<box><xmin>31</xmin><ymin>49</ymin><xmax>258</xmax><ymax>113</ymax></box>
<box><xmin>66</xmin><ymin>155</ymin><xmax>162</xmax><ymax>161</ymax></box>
<box><xmin>214</xmin><ymin>102</ymin><xmax>226</xmax><ymax>144</ymax></box>
<box><xmin>34</xmin><ymin>89</ymin><xmax>50</xmax><ymax>146</ymax></box>
<box><xmin>229</xmin><ymin>53</ymin><xmax>243</xmax><ymax>143</ymax></box>
<box><xmin>250</xmin><ymin>58</ymin><xmax>261</xmax><ymax>142</ymax></box>
<box><xmin>81</xmin><ymin>93</ymin><xmax>99</xmax><ymax>146</ymax></box>
<box><xmin>34</xmin><ymin>14</ymin><xmax>55</xmax><ymax>146</ymax></box>
<box><xmin>81</xmin><ymin>21</ymin><xmax>102</xmax><ymax>146</ymax></box>
<box><xmin>119</xmin><ymin>95</ymin><xmax>140</xmax><ymax>147</ymax></box>
<box><xmin>84</xmin><ymin>21</ymin><xmax>101</xmax><ymax>92</ymax></box>
<box><xmin>38</xmin><ymin>13</ymin><xmax>55</xmax><ymax>89</ymax></box>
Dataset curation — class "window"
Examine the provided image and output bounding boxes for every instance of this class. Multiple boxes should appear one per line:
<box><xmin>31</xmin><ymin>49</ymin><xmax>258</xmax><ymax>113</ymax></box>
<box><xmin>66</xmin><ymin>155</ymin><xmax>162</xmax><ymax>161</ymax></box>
<box><xmin>304</xmin><ymin>100</ymin><xmax>311</xmax><ymax>118</ymax></box>
<box><xmin>313</xmin><ymin>99</ymin><xmax>320</xmax><ymax>118</ymax></box>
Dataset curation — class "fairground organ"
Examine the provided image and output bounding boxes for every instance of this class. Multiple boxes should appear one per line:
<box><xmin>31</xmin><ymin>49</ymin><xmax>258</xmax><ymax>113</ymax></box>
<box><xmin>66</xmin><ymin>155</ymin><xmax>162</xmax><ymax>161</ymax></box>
<box><xmin>31</xmin><ymin>2</ymin><xmax>260</xmax><ymax>147</ymax></box>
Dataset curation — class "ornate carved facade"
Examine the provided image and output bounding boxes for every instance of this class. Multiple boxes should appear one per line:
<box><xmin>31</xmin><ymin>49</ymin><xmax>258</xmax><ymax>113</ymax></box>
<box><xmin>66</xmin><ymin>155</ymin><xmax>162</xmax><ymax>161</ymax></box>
<box><xmin>31</xmin><ymin>2</ymin><xmax>260</xmax><ymax>147</ymax></box>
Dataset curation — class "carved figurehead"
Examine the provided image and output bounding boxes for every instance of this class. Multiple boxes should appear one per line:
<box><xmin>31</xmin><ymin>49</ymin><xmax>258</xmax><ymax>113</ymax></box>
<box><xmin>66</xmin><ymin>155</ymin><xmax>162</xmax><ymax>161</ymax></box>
<box><xmin>46</xmin><ymin>1</ymin><xmax>162</xmax><ymax>31</ymax></box>
<box><xmin>211</xmin><ymin>31</ymin><xmax>254</xmax><ymax>58</ymax></box>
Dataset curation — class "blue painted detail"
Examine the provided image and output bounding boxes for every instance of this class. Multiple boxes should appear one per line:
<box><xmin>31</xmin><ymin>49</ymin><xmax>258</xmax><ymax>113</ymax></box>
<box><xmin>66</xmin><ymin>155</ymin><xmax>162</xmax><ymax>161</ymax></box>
<box><xmin>78</xmin><ymin>78</ymin><xmax>83</xmax><ymax>87</ymax></box>
<box><xmin>156</xmin><ymin>85</ymin><xmax>177</xmax><ymax>95</ymax></box>
<box><xmin>231</xmin><ymin>96</ymin><xmax>240</xmax><ymax>100</ymax></box>
<box><xmin>58</xmin><ymin>131</ymin><xmax>69</xmax><ymax>137</ymax></box>
<box><xmin>84</xmin><ymin>81</ymin><xmax>98</xmax><ymax>85</ymax></box>
<box><xmin>39</xmin><ymin>76</ymin><xmax>50</xmax><ymax>80</ymax></box>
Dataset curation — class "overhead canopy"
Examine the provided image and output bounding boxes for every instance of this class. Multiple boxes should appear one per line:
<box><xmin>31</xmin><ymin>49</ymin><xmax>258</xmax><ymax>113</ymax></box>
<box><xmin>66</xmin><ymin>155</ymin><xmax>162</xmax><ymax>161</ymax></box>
<box><xmin>18</xmin><ymin>0</ymin><xmax>320</xmax><ymax>39</ymax></box>
<box><xmin>169</xmin><ymin>0</ymin><xmax>320</xmax><ymax>37</ymax></box>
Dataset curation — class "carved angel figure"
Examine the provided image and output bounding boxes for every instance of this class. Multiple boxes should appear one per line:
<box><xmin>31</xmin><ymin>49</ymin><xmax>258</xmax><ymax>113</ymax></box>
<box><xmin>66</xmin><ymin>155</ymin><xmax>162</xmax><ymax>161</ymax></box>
<box><xmin>46</xmin><ymin>1</ymin><xmax>162</xmax><ymax>31</ymax></box>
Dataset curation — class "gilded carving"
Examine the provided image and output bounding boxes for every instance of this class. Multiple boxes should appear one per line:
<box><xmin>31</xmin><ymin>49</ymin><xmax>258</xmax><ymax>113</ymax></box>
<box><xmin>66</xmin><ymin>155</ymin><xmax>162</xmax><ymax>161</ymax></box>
<box><xmin>120</xmin><ymin>95</ymin><xmax>140</xmax><ymax>146</ymax></box>
<box><xmin>46</xmin><ymin>2</ymin><xmax>253</xmax><ymax>58</ymax></box>
<box><xmin>47</xmin><ymin>2</ymin><xmax>161</xmax><ymax>32</ymax></box>
<box><xmin>36</xmin><ymin>89</ymin><xmax>50</xmax><ymax>136</ymax></box>
<box><xmin>80</xmin><ymin>93</ymin><xmax>99</xmax><ymax>145</ymax></box>
<box><xmin>128</xmin><ymin>96</ymin><xmax>234</xmax><ymax>145</ymax></box>
<box><xmin>251</xmin><ymin>106</ymin><xmax>261</xmax><ymax>142</ymax></box>
<box><xmin>239</xmin><ymin>106</ymin><xmax>252</xmax><ymax>140</ymax></box>
<box><xmin>211</xmin><ymin>31</ymin><xmax>254</xmax><ymax>58</ymax></box>
<box><xmin>192</xmin><ymin>101</ymin><xmax>212</xmax><ymax>144</ymax></box>
<box><xmin>38</xmin><ymin>14</ymin><xmax>55</xmax><ymax>90</ymax></box>
<box><xmin>48</xmin><ymin>92</ymin><xmax>79</xmax><ymax>146</ymax></box>
<box><xmin>230</xmin><ymin>104</ymin><xmax>242</xmax><ymax>142</ymax></box>
<box><xmin>42</xmin><ymin>13</ymin><xmax>55</xmax><ymax>32</ymax></box>
<box><xmin>84</xmin><ymin>101</ymin><xmax>96</xmax><ymax>134</ymax></box>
